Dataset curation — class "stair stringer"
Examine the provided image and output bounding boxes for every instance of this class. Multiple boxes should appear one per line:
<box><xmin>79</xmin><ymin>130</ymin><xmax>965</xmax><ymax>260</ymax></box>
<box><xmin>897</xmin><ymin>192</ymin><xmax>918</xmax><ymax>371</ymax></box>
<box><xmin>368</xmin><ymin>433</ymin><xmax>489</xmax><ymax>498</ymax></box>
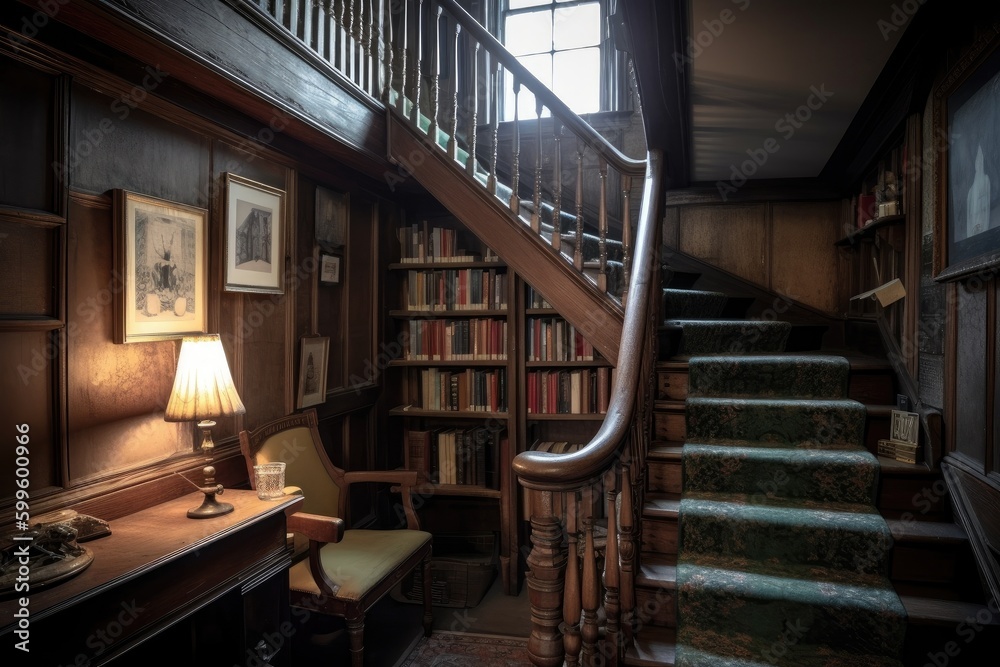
<box><xmin>387</xmin><ymin>111</ymin><xmax>625</xmax><ymax>364</ymax></box>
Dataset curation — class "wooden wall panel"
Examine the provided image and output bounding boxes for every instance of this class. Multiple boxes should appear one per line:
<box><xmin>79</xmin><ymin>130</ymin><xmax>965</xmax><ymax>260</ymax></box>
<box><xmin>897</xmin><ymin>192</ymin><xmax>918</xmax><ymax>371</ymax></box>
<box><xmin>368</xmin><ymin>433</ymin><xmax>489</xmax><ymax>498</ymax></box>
<box><xmin>678</xmin><ymin>204</ymin><xmax>768</xmax><ymax>286</ymax></box>
<box><xmin>955</xmin><ymin>281</ymin><xmax>988</xmax><ymax>468</ymax></box>
<box><xmin>343</xmin><ymin>197</ymin><xmax>376</xmax><ymax>389</ymax></box>
<box><xmin>771</xmin><ymin>201</ymin><xmax>841</xmax><ymax>314</ymax></box>
<box><xmin>65</xmin><ymin>196</ymin><xmax>189</xmax><ymax>484</ymax></box>
<box><xmin>0</xmin><ymin>218</ymin><xmax>56</xmax><ymax>316</ymax></box>
<box><xmin>0</xmin><ymin>53</ymin><xmax>56</xmax><ymax>212</ymax></box>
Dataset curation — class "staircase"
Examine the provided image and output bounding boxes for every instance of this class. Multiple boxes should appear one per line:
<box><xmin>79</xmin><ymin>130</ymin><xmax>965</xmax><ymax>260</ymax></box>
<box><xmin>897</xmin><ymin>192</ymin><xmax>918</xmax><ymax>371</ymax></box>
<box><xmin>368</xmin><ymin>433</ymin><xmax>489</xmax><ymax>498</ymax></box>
<box><xmin>626</xmin><ymin>265</ymin><xmax>998</xmax><ymax>666</ymax></box>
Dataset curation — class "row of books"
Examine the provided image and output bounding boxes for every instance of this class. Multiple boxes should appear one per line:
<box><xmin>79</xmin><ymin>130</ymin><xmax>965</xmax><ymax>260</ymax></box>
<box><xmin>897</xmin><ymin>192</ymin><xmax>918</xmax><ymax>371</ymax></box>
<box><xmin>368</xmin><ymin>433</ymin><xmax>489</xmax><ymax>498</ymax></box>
<box><xmin>397</xmin><ymin>222</ymin><xmax>501</xmax><ymax>263</ymax></box>
<box><xmin>406</xmin><ymin>269</ymin><xmax>508</xmax><ymax>311</ymax></box>
<box><xmin>419</xmin><ymin>367</ymin><xmax>507</xmax><ymax>412</ymax></box>
<box><xmin>527</xmin><ymin>286</ymin><xmax>553</xmax><ymax>309</ymax></box>
<box><xmin>526</xmin><ymin>368</ymin><xmax>611</xmax><ymax>415</ymax></box>
<box><xmin>406</xmin><ymin>427</ymin><xmax>505</xmax><ymax>488</ymax></box>
<box><xmin>527</xmin><ymin>317</ymin><xmax>596</xmax><ymax>362</ymax></box>
<box><xmin>405</xmin><ymin>319</ymin><xmax>507</xmax><ymax>360</ymax></box>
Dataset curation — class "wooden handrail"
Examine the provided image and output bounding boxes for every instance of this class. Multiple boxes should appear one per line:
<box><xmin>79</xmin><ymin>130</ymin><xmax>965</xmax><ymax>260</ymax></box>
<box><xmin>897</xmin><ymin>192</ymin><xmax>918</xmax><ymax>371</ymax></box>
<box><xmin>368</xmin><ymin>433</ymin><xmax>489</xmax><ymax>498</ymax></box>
<box><xmin>513</xmin><ymin>149</ymin><xmax>663</xmax><ymax>491</ymax></box>
<box><xmin>434</xmin><ymin>0</ymin><xmax>646</xmax><ymax>179</ymax></box>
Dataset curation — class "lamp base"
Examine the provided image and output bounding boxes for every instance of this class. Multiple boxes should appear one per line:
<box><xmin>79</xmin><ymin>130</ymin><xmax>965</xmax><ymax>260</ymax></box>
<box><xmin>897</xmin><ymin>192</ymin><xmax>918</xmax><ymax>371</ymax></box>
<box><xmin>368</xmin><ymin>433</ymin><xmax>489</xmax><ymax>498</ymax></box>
<box><xmin>187</xmin><ymin>485</ymin><xmax>234</xmax><ymax>519</ymax></box>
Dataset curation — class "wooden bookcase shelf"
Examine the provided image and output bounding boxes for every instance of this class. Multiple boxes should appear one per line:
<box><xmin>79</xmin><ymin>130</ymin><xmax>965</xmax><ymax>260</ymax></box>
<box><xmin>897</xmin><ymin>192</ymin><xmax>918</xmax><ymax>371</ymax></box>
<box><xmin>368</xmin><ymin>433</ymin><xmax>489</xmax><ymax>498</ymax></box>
<box><xmin>389</xmin><ymin>406</ymin><xmax>509</xmax><ymax>418</ymax></box>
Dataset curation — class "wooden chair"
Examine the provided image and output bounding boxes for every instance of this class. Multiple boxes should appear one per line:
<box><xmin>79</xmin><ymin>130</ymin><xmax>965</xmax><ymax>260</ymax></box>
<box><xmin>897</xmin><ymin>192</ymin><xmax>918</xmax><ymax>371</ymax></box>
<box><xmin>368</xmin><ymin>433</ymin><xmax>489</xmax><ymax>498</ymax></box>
<box><xmin>239</xmin><ymin>408</ymin><xmax>432</xmax><ymax>666</ymax></box>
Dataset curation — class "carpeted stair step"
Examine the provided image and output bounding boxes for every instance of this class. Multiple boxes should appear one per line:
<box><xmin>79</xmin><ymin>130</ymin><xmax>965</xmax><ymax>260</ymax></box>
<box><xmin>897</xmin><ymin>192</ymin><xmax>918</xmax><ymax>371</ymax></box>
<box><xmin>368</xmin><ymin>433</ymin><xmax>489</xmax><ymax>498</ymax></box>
<box><xmin>681</xmin><ymin>443</ymin><xmax>878</xmax><ymax>504</ymax></box>
<box><xmin>675</xmin><ymin>562</ymin><xmax>906</xmax><ymax>664</ymax></box>
<box><xmin>687</xmin><ymin>355</ymin><xmax>850</xmax><ymax>399</ymax></box>
<box><xmin>674</xmin><ymin>646</ymin><xmax>901</xmax><ymax>667</ymax></box>
<box><xmin>686</xmin><ymin>397</ymin><xmax>867</xmax><ymax>447</ymax></box>
<box><xmin>660</xmin><ymin>320</ymin><xmax>791</xmax><ymax>359</ymax></box>
<box><xmin>662</xmin><ymin>288</ymin><xmax>729</xmax><ymax>319</ymax></box>
<box><xmin>679</xmin><ymin>496</ymin><xmax>892</xmax><ymax>574</ymax></box>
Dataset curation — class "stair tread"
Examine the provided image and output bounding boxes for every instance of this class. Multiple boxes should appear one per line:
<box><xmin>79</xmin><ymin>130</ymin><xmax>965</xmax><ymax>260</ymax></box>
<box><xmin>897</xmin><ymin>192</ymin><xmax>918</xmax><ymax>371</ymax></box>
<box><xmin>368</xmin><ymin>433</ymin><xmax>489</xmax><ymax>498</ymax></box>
<box><xmin>672</xmin><ymin>646</ymin><xmax>902</xmax><ymax>667</ymax></box>
<box><xmin>637</xmin><ymin>553</ymin><xmax>678</xmax><ymax>587</ymax></box>
<box><xmin>687</xmin><ymin>396</ymin><xmax>863</xmax><ymax>408</ymax></box>
<box><xmin>644</xmin><ymin>494</ymin><xmax>681</xmax><ymax>518</ymax></box>
<box><xmin>900</xmin><ymin>595</ymin><xmax>1000</xmax><ymax>626</ymax></box>
<box><xmin>625</xmin><ymin>626</ymin><xmax>677</xmax><ymax>666</ymax></box>
<box><xmin>886</xmin><ymin>519</ymin><xmax>966</xmax><ymax>543</ymax></box>
<box><xmin>649</xmin><ymin>443</ymin><xmax>685</xmax><ymax>460</ymax></box>
<box><xmin>684</xmin><ymin>490</ymin><xmax>877</xmax><ymax>514</ymax></box>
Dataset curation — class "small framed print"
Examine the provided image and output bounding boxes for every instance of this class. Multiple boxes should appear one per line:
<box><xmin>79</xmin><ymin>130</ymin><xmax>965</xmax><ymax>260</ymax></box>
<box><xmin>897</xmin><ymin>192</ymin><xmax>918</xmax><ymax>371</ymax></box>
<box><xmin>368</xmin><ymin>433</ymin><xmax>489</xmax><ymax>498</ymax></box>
<box><xmin>113</xmin><ymin>190</ymin><xmax>209</xmax><ymax>344</ymax></box>
<box><xmin>297</xmin><ymin>335</ymin><xmax>329</xmax><ymax>409</ymax></box>
<box><xmin>224</xmin><ymin>173</ymin><xmax>285</xmax><ymax>294</ymax></box>
<box><xmin>320</xmin><ymin>252</ymin><xmax>341</xmax><ymax>285</ymax></box>
<box><xmin>315</xmin><ymin>185</ymin><xmax>348</xmax><ymax>249</ymax></box>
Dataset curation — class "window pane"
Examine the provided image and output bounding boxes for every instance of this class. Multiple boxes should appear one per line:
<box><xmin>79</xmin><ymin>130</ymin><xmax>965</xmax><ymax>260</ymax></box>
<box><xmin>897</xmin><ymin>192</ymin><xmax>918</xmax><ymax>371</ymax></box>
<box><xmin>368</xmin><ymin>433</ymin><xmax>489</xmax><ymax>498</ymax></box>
<box><xmin>505</xmin><ymin>11</ymin><xmax>552</xmax><ymax>57</ymax></box>
<box><xmin>504</xmin><ymin>54</ymin><xmax>552</xmax><ymax>120</ymax></box>
<box><xmin>553</xmin><ymin>48</ymin><xmax>599</xmax><ymax>114</ymax></box>
<box><xmin>554</xmin><ymin>3</ymin><xmax>601</xmax><ymax>50</ymax></box>
<box><xmin>508</xmin><ymin>0</ymin><xmax>550</xmax><ymax>8</ymax></box>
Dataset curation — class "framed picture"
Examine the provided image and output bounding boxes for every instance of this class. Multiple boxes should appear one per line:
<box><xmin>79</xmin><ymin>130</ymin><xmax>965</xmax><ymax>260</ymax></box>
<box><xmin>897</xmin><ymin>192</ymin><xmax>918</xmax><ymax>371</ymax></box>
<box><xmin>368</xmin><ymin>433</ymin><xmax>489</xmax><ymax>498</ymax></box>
<box><xmin>224</xmin><ymin>173</ymin><xmax>285</xmax><ymax>293</ymax></box>
<box><xmin>297</xmin><ymin>335</ymin><xmax>330</xmax><ymax>408</ymax></box>
<box><xmin>113</xmin><ymin>190</ymin><xmax>208</xmax><ymax>344</ymax></box>
<box><xmin>934</xmin><ymin>29</ymin><xmax>1000</xmax><ymax>280</ymax></box>
<box><xmin>315</xmin><ymin>185</ymin><xmax>348</xmax><ymax>249</ymax></box>
<box><xmin>319</xmin><ymin>252</ymin><xmax>341</xmax><ymax>285</ymax></box>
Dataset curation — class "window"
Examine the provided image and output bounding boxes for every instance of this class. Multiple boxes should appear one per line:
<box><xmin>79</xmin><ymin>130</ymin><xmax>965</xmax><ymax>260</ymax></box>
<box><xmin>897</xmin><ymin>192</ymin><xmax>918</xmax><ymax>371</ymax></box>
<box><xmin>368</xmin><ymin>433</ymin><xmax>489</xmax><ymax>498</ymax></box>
<box><xmin>502</xmin><ymin>0</ymin><xmax>605</xmax><ymax>120</ymax></box>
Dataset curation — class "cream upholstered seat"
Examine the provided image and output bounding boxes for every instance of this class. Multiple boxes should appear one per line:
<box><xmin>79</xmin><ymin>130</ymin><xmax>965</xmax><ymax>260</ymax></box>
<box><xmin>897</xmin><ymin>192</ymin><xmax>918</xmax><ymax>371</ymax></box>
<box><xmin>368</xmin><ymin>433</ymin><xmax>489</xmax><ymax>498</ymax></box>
<box><xmin>239</xmin><ymin>408</ymin><xmax>432</xmax><ymax>666</ymax></box>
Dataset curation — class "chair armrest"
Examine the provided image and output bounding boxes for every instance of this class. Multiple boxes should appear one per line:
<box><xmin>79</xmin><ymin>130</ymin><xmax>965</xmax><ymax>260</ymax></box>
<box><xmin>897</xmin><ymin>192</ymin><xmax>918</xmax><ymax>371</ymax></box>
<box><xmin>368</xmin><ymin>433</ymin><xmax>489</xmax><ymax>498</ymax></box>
<box><xmin>342</xmin><ymin>469</ymin><xmax>424</xmax><ymax>531</ymax></box>
<box><xmin>287</xmin><ymin>512</ymin><xmax>345</xmax><ymax>544</ymax></box>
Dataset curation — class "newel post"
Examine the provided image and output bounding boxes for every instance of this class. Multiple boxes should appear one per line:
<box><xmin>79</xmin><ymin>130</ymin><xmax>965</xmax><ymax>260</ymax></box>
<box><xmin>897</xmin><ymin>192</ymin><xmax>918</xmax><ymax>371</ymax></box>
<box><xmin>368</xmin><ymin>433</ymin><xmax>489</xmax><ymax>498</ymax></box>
<box><xmin>525</xmin><ymin>489</ymin><xmax>567</xmax><ymax>667</ymax></box>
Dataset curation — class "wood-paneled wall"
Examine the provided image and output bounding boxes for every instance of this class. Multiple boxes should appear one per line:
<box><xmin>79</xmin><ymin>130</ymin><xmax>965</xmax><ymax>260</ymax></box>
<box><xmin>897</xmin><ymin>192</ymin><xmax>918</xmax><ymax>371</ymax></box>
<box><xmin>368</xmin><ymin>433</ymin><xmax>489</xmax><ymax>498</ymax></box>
<box><xmin>663</xmin><ymin>199</ymin><xmax>843</xmax><ymax>315</ymax></box>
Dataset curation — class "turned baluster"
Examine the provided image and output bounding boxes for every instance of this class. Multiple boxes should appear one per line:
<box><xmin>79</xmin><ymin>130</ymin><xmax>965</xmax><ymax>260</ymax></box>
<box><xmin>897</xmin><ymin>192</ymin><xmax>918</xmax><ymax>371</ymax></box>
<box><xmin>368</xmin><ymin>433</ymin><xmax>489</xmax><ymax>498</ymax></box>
<box><xmin>552</xmin><ymin>122</ymin><xmax>562</xmax><ymax>253</ymax></box>
<box><xmin>352</xmin><ymin>0</ymin><xmax>365</xmax><ymax>86</ymax></box>
<box><xmin>531</xmin><ymin>97</ymin><xmax>543</xmax><ymax>233</ymax></box>
<box><xmin>597</xmin><ymin>157</ymin><xmax>609</xmax><ymax>293</ymax></box>
<box><xmin>409</xmin><ymin>0</ymin><xmax>424</xmax><ymax>126</ymax></box>
<box><xmin>580</xmin><ymin>517</ymin><xmax>600</xmax><ymax>664</ymax></box>
<box><xmin>603</xmin><ymin>468</ymin><xmax>621</xmax><ymax>666</ymax></box>
<box><xmin>563</xmin><ymin>491</ymin><xmax>582</xmax><ymax>667</ymax></box>
<box><xmin>621</xmin><ymin>174</ymin><xmax>633</xmax><ymax>304</ymax></box>
<box><xmin>447</xmin><ymin>21</ymin><xmax>461</xmax><ymax>160</ymax></box>
<box><xmin>428</xmin><ymin>2</ymin><xmax>442</xmax><ymax>139</ymax></box>
<box><xmin>275</xmin><ymin>0</ymin><xmax>285</xmax><ymax>30</ymax></box>
<box><xmin>619</xmin><ymin>463</ymin><xmax>637</xmax><ymax>646</ymax></box>
<box><xmin>334</xmin><ymin>0</ymin><xmax>346</xmax><ymax>72</ymax></box>
<box><xmin>574</xmin><ymin>138</ymin><xmax>585</xmax><ymax>271</ymax></box>
<box><xmin>316</xmin><ymin>0</ymin><xmax>328</xmax><ymax>62</ymax></box>
<box><xmin>364</xmin><ymin>0</ymin><xmax>378</xmax><ymax>96</ymax></box>
<box><xmin>380</xmin><ymin>0</ymin><xmax>393</xmax><ymax>103</ymax></box>
<box><xmin>487</xmin><ymin>57</ymin><xmax>500</xmax><ymax>194</ymax></box>
<box><xmin>526</xmin><ymin>490</ymin><xmax>566</xmax><ymax>667</ymax></box>
<box><xmin>395</xmin><ymin>0</ymin><xmax>408</xmax><ymax>112</ymax></box>
<box><xmin>288</xmin><ymin>0</ymin><xmax>300</xmax><ymax>39</ymax></box>
<box><xmin>509</xmin><ymin>78</ymin><xmax>521</xmax><ymax>213</ymax></box>
<box><xmin>465</xmin><ymin>40</ymin><xmax>479</xmax><ymax>175</ymax></box>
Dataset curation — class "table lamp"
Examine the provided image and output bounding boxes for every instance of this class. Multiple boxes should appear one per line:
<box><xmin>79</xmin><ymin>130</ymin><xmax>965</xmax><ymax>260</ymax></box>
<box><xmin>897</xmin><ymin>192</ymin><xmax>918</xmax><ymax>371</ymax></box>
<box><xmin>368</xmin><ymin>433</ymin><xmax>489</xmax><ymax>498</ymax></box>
<box><xmin>165</xmin><ymin>334</ymin><xmax>246</xmax><ymax>518</ymax></box>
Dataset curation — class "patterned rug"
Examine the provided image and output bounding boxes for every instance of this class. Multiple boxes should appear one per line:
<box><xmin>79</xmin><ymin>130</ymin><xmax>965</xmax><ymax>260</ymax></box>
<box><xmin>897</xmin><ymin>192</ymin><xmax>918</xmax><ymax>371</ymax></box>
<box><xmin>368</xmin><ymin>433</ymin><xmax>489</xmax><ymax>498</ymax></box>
<box><xmin>400</xmin><ymin>631</ymin><xmax>529</xmax><ymax>666</ymax></box>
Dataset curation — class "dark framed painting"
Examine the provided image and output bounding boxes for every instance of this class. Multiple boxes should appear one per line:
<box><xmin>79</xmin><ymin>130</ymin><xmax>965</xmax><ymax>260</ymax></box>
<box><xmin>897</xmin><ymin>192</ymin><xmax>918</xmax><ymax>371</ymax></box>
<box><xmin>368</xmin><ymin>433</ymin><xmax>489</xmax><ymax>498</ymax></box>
<box><xmin>315</xmin><ymin>185</ymin><xmax>348</xmax><ymax>250</ymax></box>
<box><xmin>934</xmin><ymin>28</ymin><xmax>1000</xmax><ymax>280</ymax></box>
<box><xmin>296</xmin><ymin>335</ymin><xmax>329</xmax><ymax>409</ymax></box>
<box><xmin>113</xmin><ymin>190</ymin><xmax>208</xmax><ymax>343</ymax></box>
<box><xmin>224</xmin><ymin>173</ymin><xmax>285</xmax><ymax>293</ymax></box>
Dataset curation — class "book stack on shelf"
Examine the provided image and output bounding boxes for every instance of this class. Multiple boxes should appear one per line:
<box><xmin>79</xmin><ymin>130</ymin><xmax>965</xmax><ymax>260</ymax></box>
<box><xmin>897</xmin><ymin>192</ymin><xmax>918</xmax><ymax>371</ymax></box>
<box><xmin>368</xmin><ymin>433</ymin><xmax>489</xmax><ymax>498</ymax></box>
<box><xmin>405</xmin><ymin>268</ymin><xmax>508</xmax><ymax>311</ymax></box>
<box><xmin>527</xmin><ymin>317</ymin><xmax>596</xmax><ymax>361</ymax></box>
<box><xmin>527</xmin><ymin>287</ymin><xmax>552</xmax><ymax>309</ymax></box>
<box><xmin>405</xmin><ymin>427</ymin><xmax>505</xmax><ymax>489</ymax></box>
<box><xmin>877</xmin><ymin>409</ymin><xmax>921</xmax><ymax>464</ymax></box>
<box><xmin>405</xmin><ymin>319</ymin><xmax>507</xmax><ymax>360</ymax></box>
<box><xmin>417</xmin><ymin>367</ymin><xmax>506</xmax><ymax>413</ymax></box>
<box><xmin>854</xmin><ymin>142</ymin><xmax>905</xmax><ymax>228</ymax></box>
<box><xmin>526</xmin><ymin>368</ymin><xmax>610</xmax><ymax>415</ymax></box>
<box><xmin>398</xmin><ymin>221</ymin><xmax>501</xmax><ymax>263</ymax></box>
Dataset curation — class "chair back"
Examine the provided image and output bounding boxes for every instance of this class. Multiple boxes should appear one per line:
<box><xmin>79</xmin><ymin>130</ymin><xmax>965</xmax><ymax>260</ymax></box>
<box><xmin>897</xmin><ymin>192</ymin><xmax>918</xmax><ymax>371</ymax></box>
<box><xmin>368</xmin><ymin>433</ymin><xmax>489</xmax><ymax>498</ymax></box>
<box><xmin>239</xmin><ymin>409</ymin><xmax>347</xmax><ymax>521</ymax></box>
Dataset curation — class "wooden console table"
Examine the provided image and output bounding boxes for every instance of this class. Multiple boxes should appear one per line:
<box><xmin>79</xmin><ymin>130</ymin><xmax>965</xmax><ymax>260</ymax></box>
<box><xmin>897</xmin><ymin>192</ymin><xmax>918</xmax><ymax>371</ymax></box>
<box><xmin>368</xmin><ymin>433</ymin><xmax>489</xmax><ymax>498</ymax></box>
<box><xmin>1</xmin><ymin>490</ymin><xmax>303</xmax><ymax>665</ymax></box>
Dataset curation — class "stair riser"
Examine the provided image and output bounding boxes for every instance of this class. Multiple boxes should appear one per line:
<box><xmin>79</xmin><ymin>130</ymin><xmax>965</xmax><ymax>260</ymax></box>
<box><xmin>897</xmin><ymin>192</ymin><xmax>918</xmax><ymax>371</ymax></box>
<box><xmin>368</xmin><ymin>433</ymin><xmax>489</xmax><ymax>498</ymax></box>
<box><xmin>648</xmin><ymin>460</ymin><xmax>682</xmax><ymax>495</ymax></box>
<box><xmin>654</xmin><ymin>411</ymin><xmax>685</xmax><ymax>442</ymax></box>
<box><xmin>657</xmin><ymin>370</ymin><xmax>688</xmax><ymax>401</ymax></box>
<box><xmin>879</xmin><ymin>476</ymin><xmax>952</xmax><ymax>522</ymax></box>
<box><xmin>686</xmin><ymin>401</ymin><xmax>866</xmax><ymax>448</ymax></box>
<box><xmin>662</xmin><ymin>289</ymin><xmax>728</xmax><ymax>320</ymax></box>
<box><xmin>686</xmin><ymin>356</ymin><xmax>849</xmax><ymax>400</ymax></box>
<box><xmin>635</xmin><ymin>586</ymin><xmax>677</xmax><ymax>628</ymax></box>
<box><xmin>660</xmin><ymin>321</ymin><xmax>792</xmax><ymax>359</ymax></box>
<box><xmin>676</xmin><ymin>586</ymin><xmax>905</xmax><ymax>663</ymax></box>
<box><xmin>680</xmin><ymin>513</ymin><xmax>892</xmax><ymax>574</ymax></box>
<box><xmin>642</xmin><ymin>518</ymin><xmax>679</xmax><ymax>555</ymax></box>
<box><xmin>849</xmin><ymin>371</ymin><xmax>897</xmax><ymax>405</ymax></box>
<box><xmin>682</xmin><ymin>448</ymin><xmax>878</xmax><ymax>504</ymax></box>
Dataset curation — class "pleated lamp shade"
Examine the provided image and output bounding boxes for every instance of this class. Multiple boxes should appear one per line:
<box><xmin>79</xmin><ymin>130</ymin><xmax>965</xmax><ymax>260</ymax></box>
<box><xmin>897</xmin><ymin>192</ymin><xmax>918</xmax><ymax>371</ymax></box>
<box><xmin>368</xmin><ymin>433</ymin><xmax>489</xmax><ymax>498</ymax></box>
<box><xmin>165</xmin><ymin>334</ymin><xmax>246</xmax><ymax>422</ymax></box>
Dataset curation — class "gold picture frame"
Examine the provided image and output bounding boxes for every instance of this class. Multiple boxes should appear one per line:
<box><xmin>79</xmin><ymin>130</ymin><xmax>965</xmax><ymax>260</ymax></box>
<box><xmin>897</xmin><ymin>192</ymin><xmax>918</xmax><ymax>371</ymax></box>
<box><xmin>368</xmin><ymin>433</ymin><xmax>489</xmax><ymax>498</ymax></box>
<box><xmin>296</xmin><ymin>335</ymin><xmax>330</xmax><ymax>409</ymax></box>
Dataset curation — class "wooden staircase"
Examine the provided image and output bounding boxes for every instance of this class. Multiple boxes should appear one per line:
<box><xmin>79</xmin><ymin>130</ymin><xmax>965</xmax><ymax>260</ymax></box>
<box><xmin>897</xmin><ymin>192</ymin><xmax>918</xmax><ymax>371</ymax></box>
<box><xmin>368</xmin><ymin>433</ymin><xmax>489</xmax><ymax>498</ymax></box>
<box><xmin>625</xmin><ymin>263</ymin><xmax>997</xmax><ymax>666</ymax></box>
